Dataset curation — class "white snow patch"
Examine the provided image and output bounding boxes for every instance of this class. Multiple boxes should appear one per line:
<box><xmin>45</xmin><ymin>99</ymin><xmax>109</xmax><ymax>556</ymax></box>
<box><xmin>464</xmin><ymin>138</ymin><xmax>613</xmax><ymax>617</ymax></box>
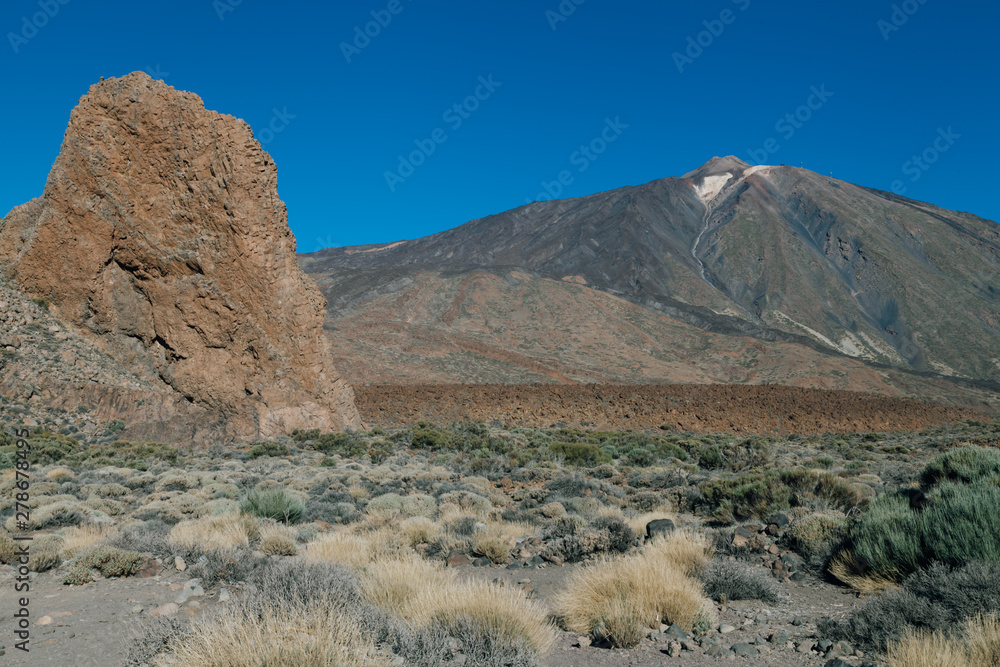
<box><xmin>693</xmin><ymin>173</ymin><xmax>732</xmax><ymax>205</ymax></box>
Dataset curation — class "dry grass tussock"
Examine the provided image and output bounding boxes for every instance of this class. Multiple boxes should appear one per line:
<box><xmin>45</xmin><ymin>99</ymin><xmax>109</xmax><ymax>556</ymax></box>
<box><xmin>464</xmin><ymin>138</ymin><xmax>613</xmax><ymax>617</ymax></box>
<box><xmin>556</xmin><ymin>530</ymin><xmax>715</xmax><ymax>648</ymax></box>
<box><xmin>469</xmin><ymin>522</ymin><xmax>533</xmax><ymax>564</ymax></box>
<box><xmin>153</xmin><ymin>602</ymin><xmax>389</xmax><ymax>667</ymax></box>
<box><xmin>59</xmin><ymin>524</ymin><xmax>119</xmax><ymax>558</ymax></box>
<box><xmin>167</xmin><ymin>513</ymin><xmax>258</xmax><ymax>553</ymax></box>
<box><xmin>828</xmin><ymin>550</ymin><xmax>898</xmax><ymax>594</ymax></box>
<box><xmin>644</xmin><ymin>528</ymin><xmax>712</xmax><ymax>576</ymax></box>
<box><xmin>361</xmin><ymin>555</ymin><xmax>556</xmax><ymax>655</ymax></box>
<box><xmin>885</xmin><ymin>614</ymin><xmax>1000</xmax><ymax>667</ymax></box>
<box><xmin>303</xmin><ymin>528</ymin><xmax>406</xmax><ymax>567</ymax></box>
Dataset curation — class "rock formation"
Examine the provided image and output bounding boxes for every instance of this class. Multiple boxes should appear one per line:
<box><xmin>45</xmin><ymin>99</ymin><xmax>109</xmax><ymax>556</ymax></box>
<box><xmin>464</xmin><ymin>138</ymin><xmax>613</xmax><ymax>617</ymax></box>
<box><xmin>0</xmin><ymin>72</ymin><xmax>360</xmax><ymax>439</ymax></box>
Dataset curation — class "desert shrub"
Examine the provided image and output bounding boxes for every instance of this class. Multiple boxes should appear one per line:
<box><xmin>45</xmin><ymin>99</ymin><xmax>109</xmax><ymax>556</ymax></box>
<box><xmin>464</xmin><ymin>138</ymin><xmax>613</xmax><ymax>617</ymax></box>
<box><xmin>841</xmin><ymin>481</ymin><xmax>1000</xmax><ymax>583</ymax></box>
<box><xmin>292</xmin><ymin>430</ymin><xmax>368</xmax><ymax>458</ymax></box>
<box><xmin>922</xmin><ymin>482</ymin><xmax>1000</xmax><ymax>566</ymax></box>
<box><xmin>30</xmin><ymin>501</ymin><xmax>88</xmax><ymax>529</ymax></box>
<box><xmin>305</xmin><ymin>498</ymin><xmax>360</xmax><ymax>524</ymax></box>
<box><xmin>438</xmin><ymin>490</ymin><xmax>492</xmax><ymax>516</ymax></box>
<box><xmin>63</xmin><ymin>546</ymin><xmax>143</xmax><ymax>584</ymax></box>
<box><xmin>259</xmin><ymin>534</ymin><xmax>298</xmax><ymax>556</ymax></box>
<box><xmin>542</xmin><ymin>516</ymin><xmax>585</xmax><ymax>541</ymax></box>
<box><xmin>820</xmin><ymin>561</ymin><xmax>1000</xmax><ymax>651</ymax></box>
<box><xmin>700</xmin><ymin>468</ymin><xmax>868</xmax><ymax>521</ymax></box>
<box><xmin>240</xmin><ymin>488</ymin><xmax>304</xmax><ymax>524</ymax></box>
<box><xmin>549</xmin><ymin>441</ymin><xmax>612</xmax><ymax>467</ymax></box>
<box><xmin>245</xmin><ymin>441</ymin><xmax>289</xmax><ymax>459</ymax></box>
<box><xmin>107</xmin><ymin>520</ymin><xmax>172</xmax><ymax>558</ymax></box>
<box><xmin>701</xmin><ymin>558</ymin><xmax>779</xmax><ymax>603</ymax></box>
<box><xmin>59</xmin><ymin>523</ymin><xmax>119</xmax><ymax>558</ymax></box>
<box><xmin>785</xmin><ymin>512</ymin><xmax>850</xmax><ymax>569</ymax></box>
<box><xmin>0</xmin><ymin>531</ymin><xmax>20</xmax><ymax>564</ymax></box>
<box><xmin>189</xmin><ymin>547</ymin><xmax>265</xmax><ymax>587</ymax></box>
<box><xmin>121</xmin><ymin>617</ymin><xmax>185</xmax><ymax>667</ymax></box>
<box><xmin>922</xmin><ymin>446</ymin><xmax>1000</xmax><ymax>487</ymax></box>
<box><xmin>446</xmin><ymin>616</ymin><xmax>541</xmax><ymax>667</ymax></box>
<box><xmin>29</xmin><ymin>545</ymin><xmax>61</xmax><ymax>573</ymax></box>
<box><xmin>21</xmin><ymin>431</ymin><xmax>83</xmax><ymax>465</ymax></box>
<box><xmin>410</xmin><ymin>423</ymin><xmax>455</xmax><ymax>451</ymax></box>
<box><xmin>63</xmin><ymin>442</ymin><xmax>180</xmax><ymax>470</ymax></box>
<box><xmin>589</xmin><ymin>515</ymin><xmax>635</xmax><ymax>554</ymax></box>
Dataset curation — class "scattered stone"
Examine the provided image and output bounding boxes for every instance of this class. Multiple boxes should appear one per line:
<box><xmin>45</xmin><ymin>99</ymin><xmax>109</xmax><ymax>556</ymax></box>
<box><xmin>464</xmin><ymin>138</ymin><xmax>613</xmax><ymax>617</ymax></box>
<box><xmin>825</xmin><ymin>660</ymin><xmax>852</xmax><ymax>667</ymax></box>
<box><xmin>705</xmin><ymin>644</ymin><xmax>729</xmax><ymax>657</ymax></box>
<box><xmin>148</xmin><ymin>603</ymin><xmax>180</xmax><ymax>618</ymax></box>
<box><xmin>136</xmin><ymin>558</ymin><xmax>161</xmax><ymax>578</ymax></box>
<box><xmin>219</xmin><ymin>588</ymin><xmax>231</xmax><ymax>603</ymax></box>
<box><xmin>731</xmin><ymin>643</ymin><xmax>759</xmax><ymax>657</ymax></box>
<box><xmin>797</xmin><ymin>641</ymin><xmax>815</xmax><ymax>653</ymax></box>
<box><xmin>175</xmin><ymin>579</ymin><xmax>205</xmax><ymax>604</ymax></box>
<box><xmin>719</xmin><ymin>624</ymin><xmax>736</xmax><ymax>634</ymax></box>
<box><xmin>666</xmin><ymin>641</ymin><xmax>681</xmax><ymax>657</ymax></box>
<box><xmin>131</xmin><ymin>605</ymin><xmax>144</xmax><ymax>614</ymax></box>
<box><xmin>447</xmin><ymin>553</ymin><xmax>472</xmax><ymax>567</ymax></box>
<box><xmin>574</xmin><ymin>636</ymin><xmax>591</xmax><ymax>648</ymax></box>
<box><xmin>791</xmin><ymin>617</ymin><xmax>805</xmax><ymax>626</ymax></box>
<box><xmin>36</xmin><ymin>616</ymin><xmax>53</xmax><ymax>626</ymax></box>
<box><xmin>767</xmin><ymin>512</ymin><xmax>792</xmax><ymax>528</ymax></box>
<box><xmin>174</xmin><ymin>556</ymin><xmax>186</xmax><ymax>572</ymax></box>
<box><xmin>769</xmin><ymin>630</ymin><xmax>789</xmax><ymax>644</ymax></box>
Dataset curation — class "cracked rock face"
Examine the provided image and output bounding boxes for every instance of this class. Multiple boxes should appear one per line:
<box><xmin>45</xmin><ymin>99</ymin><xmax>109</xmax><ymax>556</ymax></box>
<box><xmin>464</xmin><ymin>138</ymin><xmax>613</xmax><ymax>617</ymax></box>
<box><xmin>0</xmin><ymin>71</ymin><xmax>360</xmax><ymax>438</ymax></box>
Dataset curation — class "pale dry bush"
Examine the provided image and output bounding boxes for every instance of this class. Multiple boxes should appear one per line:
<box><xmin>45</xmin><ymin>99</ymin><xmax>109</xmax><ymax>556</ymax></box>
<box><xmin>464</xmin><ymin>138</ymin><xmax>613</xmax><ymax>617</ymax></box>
<box><xmin>348</xmin><ymin>483</ymin><xmax>370</xmax><ymax>501</ymax></box>
<box><xmin>470</xmin><ymin>524</ymin><xmax>513</xmax><ymax>564</ymax></box>
<box><xmin>828</xmin><ymin>550</ymin><xmax>898</xmax><ymax>594</ymax></box>
<box><xmin>153</xmin><ymin>602</ymin><xmax>389</xmax><ymax>667</ymax></box>
<box><xmin>556</xmin><ymin>553</ymin><xmax>711</xmax><ymax>647</ymax></box>
<box><xmin>644</xmin><ymin>528</ymin><xmax>712</xmax><ymax>576</ymax></box>
<box><xmin>45</xmin><ymin>467</ymin><xmax>75</xmax><ymax>481</ymax></box>
<box><xmin>167</xmin><ymin>513</ymin><xmax>258</xmax><ymax>553</ymax></box>
<box><xmin>966</xmin><ymin>613</ymin><xmax>1000</xmax><ymax>666</ymax></box>
<box><xmin>886</xmin><ymin>629</ymin><xmax>970</xmax><ymax>667</ymax></box>
<box><xmin>400</xmin><ymin>516</ymin><xmax>438</xmax><ymax>548</ymax></box>
<box><xmin>258</xmin><ymin>521</ymin><xmax>299</xmax><ymax>556</ymax></box>
<box><xmin>59</xmin><ymin>524</ymin><xmax>119</xmax><ymax>558</ymax></box>
<box><xmin>304</xmin><ymin>531</ymin><xmax>371</xmax><ymax>567</ymax></box>
<box><xmin>360</xmin><ymin>554</ymin><xmax>555</xmax><ymax>655</ymax></box>
<box><xmin>885</xmin><ymin>614</ymin><xmax>1000</xmax><ymax>667</ymax></box>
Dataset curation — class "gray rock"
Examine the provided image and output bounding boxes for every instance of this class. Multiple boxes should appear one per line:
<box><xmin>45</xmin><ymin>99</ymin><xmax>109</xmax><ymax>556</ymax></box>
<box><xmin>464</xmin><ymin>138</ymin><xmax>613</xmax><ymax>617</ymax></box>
<box><xmin>646</xmin><ymin>519</ymin><xmax>675</xmax><ymax>540</ymax></box>
<box><xmin>817</xmin><ymin>639</ymin><xmax>833</xmax><ymax>653</ymax></box>
<box><xmin>825</xmin><ymin>660</ymin><xmax>852</xmax><ymax>667</ymax></box>
<box><xmin>663</xmin><ymin>625</ymin><xmax>688</xmax><ymax>641</ymax></box>
<box><xmin>175</xmin><ymin>578</ymin><xmax>205</xmax><ymax>604</ymax></box>
<box><xmin>719</xmin><ymin>624</ymin><xmax>737</xmax><ymax>634</ymax></box>
<box><xmin>705</xmin><ymin>644</ymin><xmax>729</xmax><ymax>657</ymax></box>
<box><xmin>769</xmin><ymin>630</ymin><xmax>789</xmax><ymax>644</ymax></box>
<box><xmin>797</xmin><ymin>641</ymin><xmax>815</xmax><ymax>653</ymax></box>
<box><xmin>731</xmin><ymin>643</ymin><xmax>759</xmax><ymax>657</ymax></box>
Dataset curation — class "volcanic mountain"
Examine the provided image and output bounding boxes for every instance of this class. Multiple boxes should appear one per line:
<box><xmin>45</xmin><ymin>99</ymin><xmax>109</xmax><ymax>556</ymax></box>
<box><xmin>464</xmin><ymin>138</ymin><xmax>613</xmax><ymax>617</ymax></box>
<box><xmin>0</xmin><ymin>72</ymin><xmax>360</xmax><ymax>440</ymax></box>
<box><xmin>300</xmin><ymin>157</ymin><xmax>1000</xmax><ymax>409</ymax></box>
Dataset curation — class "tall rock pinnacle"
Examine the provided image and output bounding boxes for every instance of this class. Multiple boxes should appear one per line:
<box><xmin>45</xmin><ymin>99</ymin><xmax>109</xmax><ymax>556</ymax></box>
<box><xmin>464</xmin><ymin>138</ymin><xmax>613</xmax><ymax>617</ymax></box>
<box><xmin>0</xmin><ymin>72</ymin><xmax>361</xmax><ymax>438</ymax></box>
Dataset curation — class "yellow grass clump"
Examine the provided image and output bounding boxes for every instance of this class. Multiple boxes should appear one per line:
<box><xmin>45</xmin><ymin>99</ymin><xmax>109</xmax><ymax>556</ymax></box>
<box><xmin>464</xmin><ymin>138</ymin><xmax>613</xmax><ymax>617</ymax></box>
<box><xmin>644</xmin><ymin>528</ymin><xmax>713</xmax><ymax>576</ymax></box>
<box><xmin>45</xmin><ymin>467</ymin><xmax>75</xmax><ymax>481</ymax></box>
<box><xmin>885</xmin><ymin>614</ymin><xmax>1000</xmax><ymax>667</ymax></box>
<box><xmin>59</xmin><ymin>524</ymin><xmax>120</xmax><ymax>559</ymax></box>
<box><xmin>399</xmin><ymin>516</ymin><xmax>438</xmax><ymax>548</ymax></box>
<box><xmin>303</xmin><ymin>531</ymin><xmax>379</xmax><ymax>567</ymax></box>
<box><xmin>555</xmin><ymin>529</ymin><xmax>715</xmax><ymax>648</ymax></box>
<box><xmin>360</xmin><ymin>555</ymin><xmax>555</xmax><ymax>655</ymax></box>
<box><xmin>167</xmin><ymin>513</ymin><xmax>259</xmax><ymax>553</ymax></box>
<box><xmin>828</xmin><ymin>550</ymin><xmax>898</xmax><ymax>594</ymax></box>
<box><xmin>153</xmin><ymin>602</ymin><xmax>389</xmax><ymax>667</ymax></box>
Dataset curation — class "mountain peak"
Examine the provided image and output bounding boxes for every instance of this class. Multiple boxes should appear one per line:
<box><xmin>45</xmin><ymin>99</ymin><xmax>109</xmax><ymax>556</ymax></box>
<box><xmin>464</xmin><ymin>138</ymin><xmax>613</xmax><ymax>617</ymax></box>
<box><xmin>682</xmin><ymin>155</ymin><xmax>753</xmax><ymax>180</ymax></box>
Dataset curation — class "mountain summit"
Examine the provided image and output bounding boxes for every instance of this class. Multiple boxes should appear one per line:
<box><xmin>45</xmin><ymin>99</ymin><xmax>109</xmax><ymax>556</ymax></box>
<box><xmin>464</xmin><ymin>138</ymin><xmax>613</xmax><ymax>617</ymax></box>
<box><xmin>1</xmin><ymin>72</ymin><xmax>360</xmax><ymax>438</ymax></box>
<box><xmin>301</xmin><ymin>157</ymin><xmax>999</xmax><ymax>405</ymax></box>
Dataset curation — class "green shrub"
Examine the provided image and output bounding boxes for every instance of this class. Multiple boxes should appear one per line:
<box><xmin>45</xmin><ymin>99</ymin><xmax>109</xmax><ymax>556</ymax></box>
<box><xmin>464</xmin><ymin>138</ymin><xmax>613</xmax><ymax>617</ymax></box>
<box><xmin>848</xmin><ymin>493</ymin><xmax>923</xmax><ymax>580</ymax></box>
<box><xmin>61</xmin><ymin>441</ymin><xmax>180</xmax><ymax>469</ymax></box>
<box><xmin>549</xmin><ymin>441</ymin><xmax>612</xmax><ymax>467</ymax></box>
<box><xmin>246</xmin><ymin>441</ymin><xmax>289</xmax><ymax>459</ymax></box>
<box><xmin>844</xmin><ymin>478</ymin><xmax>1000</xmax><ymax>582</ymax></box>
<box><xmin>921</xmin><ymin>482</ymin><xmax>1000</xmax><ymax>566</ymax></box>
<box><xmin>314</xmin><ymin>432</ymin><xmax>367</xmax><ymax>457</ymax></box>
<box><xmin>411</xmin><ymin>424</ymin><xmax>454</xmax><ymax>451</ymax></box>
<box><xmin>702</xmin><ymin>558</ymin><xmax>779</xmax><ymax>603</ymax></box>
<box><xmin>29</xmin><ymin>547</ymin><xmax>61</xmax><ymax>573</ymax></box>
<box><xmin>20</xmin><ymin>431</ymin><xmax>83</xmax><ymax>465</ymax></box>
<box><xmin>922</xmin><ymin>446</ymin><xmax>1000</xmax><ymax>487</ymax></box>
<box><xmin>241</xmin><ymin>488</ymin><xmax>304</xmax><ymax>524</ymax></box>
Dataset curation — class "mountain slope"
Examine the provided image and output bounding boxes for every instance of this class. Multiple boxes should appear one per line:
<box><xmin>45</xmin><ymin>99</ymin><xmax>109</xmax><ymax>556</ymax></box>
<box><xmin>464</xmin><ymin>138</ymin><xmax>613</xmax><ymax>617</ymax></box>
<box><xmin>301</xmin><ymin>157</ymin><xmax>1000</xmax><ymax>406</ymax></box>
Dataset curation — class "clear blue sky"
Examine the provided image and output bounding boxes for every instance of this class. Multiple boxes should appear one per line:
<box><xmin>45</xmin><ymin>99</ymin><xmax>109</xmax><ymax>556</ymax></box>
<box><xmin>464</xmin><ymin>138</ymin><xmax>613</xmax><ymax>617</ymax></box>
<box><xmin>2</xmin><ymin>0</ymin><xmax>997</xmax><ymax>251</ymax></box>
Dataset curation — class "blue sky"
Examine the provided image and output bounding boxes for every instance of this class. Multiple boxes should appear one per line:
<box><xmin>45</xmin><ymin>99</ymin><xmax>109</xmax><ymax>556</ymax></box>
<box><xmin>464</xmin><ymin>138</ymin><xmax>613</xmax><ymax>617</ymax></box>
<box><xmin>2</xmin><ymin>0</ymin><xmax>997</xmax><ymax>251</ymax></box>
